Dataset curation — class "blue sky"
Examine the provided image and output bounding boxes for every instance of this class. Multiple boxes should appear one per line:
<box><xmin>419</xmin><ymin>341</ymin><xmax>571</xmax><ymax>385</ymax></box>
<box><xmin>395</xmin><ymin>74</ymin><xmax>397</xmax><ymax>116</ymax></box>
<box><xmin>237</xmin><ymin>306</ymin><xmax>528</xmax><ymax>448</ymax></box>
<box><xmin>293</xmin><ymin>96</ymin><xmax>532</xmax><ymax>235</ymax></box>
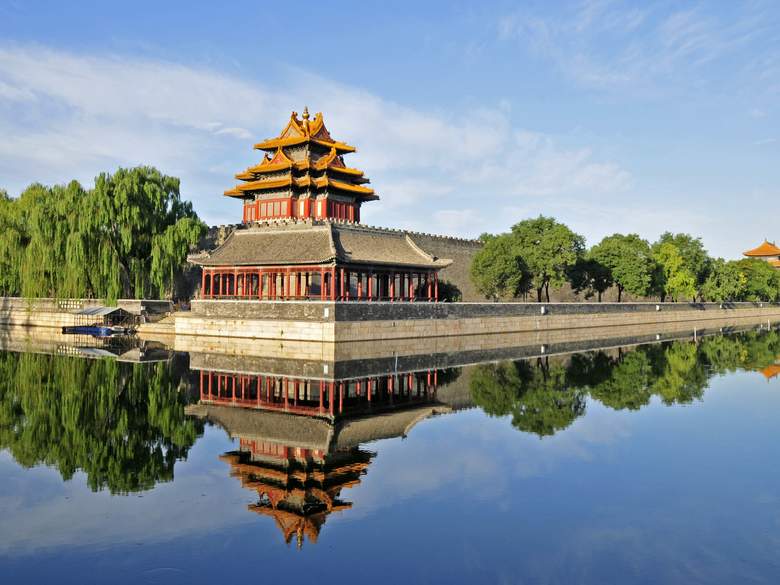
<box><xmin>0</xmin><ymin>0</ymin><xmax>778</xmax><ymax>258</ymax></box>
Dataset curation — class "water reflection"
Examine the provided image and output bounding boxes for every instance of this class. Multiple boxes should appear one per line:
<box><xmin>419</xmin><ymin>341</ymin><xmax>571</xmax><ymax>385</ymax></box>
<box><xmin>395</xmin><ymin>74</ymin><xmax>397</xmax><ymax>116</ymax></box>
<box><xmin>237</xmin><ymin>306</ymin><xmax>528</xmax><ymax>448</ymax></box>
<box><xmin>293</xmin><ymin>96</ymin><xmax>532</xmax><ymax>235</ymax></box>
<box><xmin>0</xmin><ymin>350</ymin><xmax>202</xmax><ymax>494</ymax></box>
<box><xmin>0</xmin><ymin>324</ymin><xmax>778</xmax><ymax>553</ymax></box>
<box><xmin>186</xmin><ymin>366</ymin><xmax>464</xmax><ymax>547</ymax></box>
<box><xmin>470</xmin><ymin>328</ymin><xmax>780</xmax><ymax>436</ymax></box>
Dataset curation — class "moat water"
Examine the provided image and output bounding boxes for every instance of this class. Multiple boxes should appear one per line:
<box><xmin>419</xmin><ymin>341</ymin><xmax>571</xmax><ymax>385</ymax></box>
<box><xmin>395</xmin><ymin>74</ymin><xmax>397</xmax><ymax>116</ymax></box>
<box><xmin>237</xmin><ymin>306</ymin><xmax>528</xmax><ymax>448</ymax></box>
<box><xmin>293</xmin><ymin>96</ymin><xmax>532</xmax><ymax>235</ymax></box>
<box><xmin>1</xmin><ymin>328</ymin><xmax>780</xmax><ymax>584</ymax></box>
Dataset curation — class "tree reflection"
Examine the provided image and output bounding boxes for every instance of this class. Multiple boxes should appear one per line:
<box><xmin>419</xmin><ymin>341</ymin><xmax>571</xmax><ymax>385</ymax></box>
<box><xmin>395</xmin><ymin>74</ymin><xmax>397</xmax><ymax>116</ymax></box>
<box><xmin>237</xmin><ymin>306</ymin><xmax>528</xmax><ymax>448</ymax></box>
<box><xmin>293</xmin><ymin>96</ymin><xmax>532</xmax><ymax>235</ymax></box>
<box><xmin>0</xmin><ymin>352</ymin><xmax>202</xmax><ymax>494</ymax></box>
<box><xmin>471</xmin><ymin>329</ymin><xmax>780</xmax><ymax>437</ymax></box>
<box><xmin>470</xmin><ymin>358</ymin><xmax>586</xmax><ymax>436</ymax></box>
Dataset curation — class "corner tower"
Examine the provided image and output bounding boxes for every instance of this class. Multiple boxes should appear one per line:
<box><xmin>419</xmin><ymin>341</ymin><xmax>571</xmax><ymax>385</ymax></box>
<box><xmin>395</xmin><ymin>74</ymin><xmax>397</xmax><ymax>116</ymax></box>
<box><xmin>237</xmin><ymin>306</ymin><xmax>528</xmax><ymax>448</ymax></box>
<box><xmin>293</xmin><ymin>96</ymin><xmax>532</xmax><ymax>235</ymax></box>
<box><xmin>226</xmin><ymin>107</ymin><xmax>378</xmax><ymax>224</ymax></box>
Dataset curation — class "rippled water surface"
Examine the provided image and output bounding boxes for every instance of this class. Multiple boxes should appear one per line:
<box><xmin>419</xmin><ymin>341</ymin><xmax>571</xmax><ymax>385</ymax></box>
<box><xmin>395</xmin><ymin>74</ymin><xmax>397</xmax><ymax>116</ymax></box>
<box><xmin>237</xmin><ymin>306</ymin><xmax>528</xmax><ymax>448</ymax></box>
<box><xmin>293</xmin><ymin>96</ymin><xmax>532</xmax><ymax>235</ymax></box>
<box><xmin>1</xmin><ymin>328</ymin><xmax>780</xmax><ymax>584</ymax></box>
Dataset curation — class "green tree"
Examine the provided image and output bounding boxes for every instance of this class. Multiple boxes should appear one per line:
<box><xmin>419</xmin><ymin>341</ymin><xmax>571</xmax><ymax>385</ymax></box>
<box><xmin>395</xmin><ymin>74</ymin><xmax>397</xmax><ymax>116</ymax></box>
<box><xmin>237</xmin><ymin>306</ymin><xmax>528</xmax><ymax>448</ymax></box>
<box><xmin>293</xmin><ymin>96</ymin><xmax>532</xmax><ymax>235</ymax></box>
<box><xmin>0</xmin><ymin>190</ymin><xmax>25</xmax><ymax>296</ymax></box>
<box><xmin>701</xmin><ymin>259</ymin><xmax>747</xmax><ymax>302</ymax></box>
<box><xmin>590</xmin><ymin>234</ymin><xmax>654</xmax><ymax>302</ymax></box>
<box><xmin>735</xmin><ymin>259</ymin><xmax>780</xmax><ymax>302</ymax></box>
<box><xmin>0</xmin><ymin>167</ymin><xmax>205</xmax><ymax>301</ymax></box>
<box><xmin>510</xmin><ymin>215</ymin><xmax>585</xmax><ymax>302</ymax></box>
<box><xmin>653</xmin><ymin>242</ymin><xmax>697</xmax><ymax>301</ymax></box>
<box><xmin>654</xmin><ymin>233</ymin><xmax>712</xmax><ymax>300</ymax></box>
<box><xmin>470</xmin><ymin>233</ymin><xmax>531</xmax><ymax>300</ymax></box>
<box><xmin>567</xmin><ymin>257</ymin><xmax>612</xmax><ymax>302</ymax></box>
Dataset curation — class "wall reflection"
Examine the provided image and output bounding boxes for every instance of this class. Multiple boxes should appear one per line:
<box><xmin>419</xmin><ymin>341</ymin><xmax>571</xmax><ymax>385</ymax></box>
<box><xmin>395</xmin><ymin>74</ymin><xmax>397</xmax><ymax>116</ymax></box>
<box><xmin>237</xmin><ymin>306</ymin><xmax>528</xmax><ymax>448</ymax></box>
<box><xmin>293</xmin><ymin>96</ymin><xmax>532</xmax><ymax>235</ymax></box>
<box><xmin>0</xmin><ymin>323</ymin><xmax>778</xmax><ymax>548</ymax></box>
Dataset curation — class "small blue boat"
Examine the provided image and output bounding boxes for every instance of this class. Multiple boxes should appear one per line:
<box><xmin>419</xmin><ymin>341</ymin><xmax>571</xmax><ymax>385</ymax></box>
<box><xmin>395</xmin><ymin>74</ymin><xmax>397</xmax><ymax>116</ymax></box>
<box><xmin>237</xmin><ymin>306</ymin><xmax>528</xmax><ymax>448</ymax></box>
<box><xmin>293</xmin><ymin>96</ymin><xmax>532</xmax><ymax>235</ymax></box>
<box><xmin>61</xmin><ymin>325</ymin><xmax>131</xmax><ymax>337</ymax></box>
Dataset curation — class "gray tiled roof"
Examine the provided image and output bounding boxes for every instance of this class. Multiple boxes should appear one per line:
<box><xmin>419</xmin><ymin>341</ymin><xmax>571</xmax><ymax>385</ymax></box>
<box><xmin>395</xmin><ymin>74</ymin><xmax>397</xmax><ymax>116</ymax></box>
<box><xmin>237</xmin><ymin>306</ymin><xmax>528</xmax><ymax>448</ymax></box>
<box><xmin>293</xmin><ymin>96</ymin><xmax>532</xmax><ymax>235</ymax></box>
<box><xmin>191</xmin><ymin>222</ymin><xmax>452</xmax><ymax>269</ymax></box>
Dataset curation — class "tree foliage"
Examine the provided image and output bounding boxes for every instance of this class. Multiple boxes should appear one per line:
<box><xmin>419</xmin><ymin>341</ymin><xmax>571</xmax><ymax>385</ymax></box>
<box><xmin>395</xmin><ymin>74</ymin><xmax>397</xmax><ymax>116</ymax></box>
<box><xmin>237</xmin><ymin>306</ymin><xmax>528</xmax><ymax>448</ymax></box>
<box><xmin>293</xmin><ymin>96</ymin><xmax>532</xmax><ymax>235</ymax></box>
<box><xmin>590</xmin><ymin>234</ymin><xmax>654</xmax><ymax>301</ymax></box>
<box><xmin>0</xmin><ymin>167</ymin><xmax>206</xmax><ymax>301</ymax></box>
<box><xmin>655</xmin><ymin>233</ymin><xmax>711</xmax><ymax>289</ymax></box>
<box><xmin>567</xmin><ymin>257</ymin><xmax>612</xmax><ymax>302</ymax></box>
<box><xmin>510</xmin><ymin>216</ymin><xmax>585</xmax><ymax>302</ymax></box>
<box><xmin>701</xmin><ymin>259</ymin><xmax>748</xmax><ymax>302</ymax></box>
<box><xmin>653</xmin><ymin>242</ymin><xmax>697</xmax><ymax>301</ymax></box>
<box><xmin>735</xmin><ymin>259</ymin><xmax>780</xmax><ymax>302</ymax></box>
<box><xmin>470</xmin><ymin>234</ymin><xmax>531</xmax><ymax>300</ymax></box>
<box><xmin>471</xmin><ymin>217</ymin><xmax>776</xmax><ymax>304</ymax></box>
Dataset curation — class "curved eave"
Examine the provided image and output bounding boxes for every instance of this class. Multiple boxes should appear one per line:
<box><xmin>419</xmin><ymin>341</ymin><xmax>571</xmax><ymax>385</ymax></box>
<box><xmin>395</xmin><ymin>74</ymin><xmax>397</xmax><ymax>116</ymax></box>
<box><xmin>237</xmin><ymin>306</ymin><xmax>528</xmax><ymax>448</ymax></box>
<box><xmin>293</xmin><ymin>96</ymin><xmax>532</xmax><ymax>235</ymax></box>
<box><xmin>342</xmin><ymin>258</ymin><xmax>452</xmax><ymax>270</ymax></box>
<box><xmin>192</xmin><ymin>258</ymin><xmax>337</xmax><ymax>267</ymax></box>
<box><xmin>237</xmin><ymin>163</ymin><xmax>366</xmax><ymax>182</ymax></box>
<box><xmin>254</xmin><ymin>136</ymin><xmax>356</xmax><ymax>153</ymax></box>
<box><xmin>324</xmin><ymin>178</ymin><xmax>375</xmax><ymax>196</ymax></box>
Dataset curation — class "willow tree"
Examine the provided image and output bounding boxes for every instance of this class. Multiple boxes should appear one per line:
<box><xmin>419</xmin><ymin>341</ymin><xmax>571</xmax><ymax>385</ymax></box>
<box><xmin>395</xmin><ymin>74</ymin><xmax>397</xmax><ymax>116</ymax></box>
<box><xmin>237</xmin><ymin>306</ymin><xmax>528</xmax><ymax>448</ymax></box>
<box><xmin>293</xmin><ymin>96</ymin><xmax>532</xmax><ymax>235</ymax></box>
<box><xmin>2</xmin><ymin>167</ymin><xmax>206</xmax><ymax>301</ymax></box>
<box><xmin>85</xmin><ymin>167</ymin><xmax>206</xmax><ymax>301</ymax></box>
<box><xmin>0</xmin><ymin>190</ymin><xmax>25</xmax><ymax>295</ymax></box>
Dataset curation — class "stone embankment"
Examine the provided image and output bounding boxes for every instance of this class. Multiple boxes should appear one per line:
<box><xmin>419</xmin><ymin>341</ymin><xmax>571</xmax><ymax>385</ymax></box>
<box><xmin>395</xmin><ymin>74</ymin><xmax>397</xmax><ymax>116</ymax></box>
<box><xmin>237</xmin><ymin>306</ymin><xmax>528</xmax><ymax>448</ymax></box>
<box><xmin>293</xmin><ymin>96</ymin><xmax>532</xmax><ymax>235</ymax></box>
<box><xmin>3</xmin><ymin>297</ymin><xmax>780</xmax><ymax>345</ymax></box>
<box><xmin>177</xmin><ymin>300</ymin><xmax>780</xmax><ymax>342</ymax></box>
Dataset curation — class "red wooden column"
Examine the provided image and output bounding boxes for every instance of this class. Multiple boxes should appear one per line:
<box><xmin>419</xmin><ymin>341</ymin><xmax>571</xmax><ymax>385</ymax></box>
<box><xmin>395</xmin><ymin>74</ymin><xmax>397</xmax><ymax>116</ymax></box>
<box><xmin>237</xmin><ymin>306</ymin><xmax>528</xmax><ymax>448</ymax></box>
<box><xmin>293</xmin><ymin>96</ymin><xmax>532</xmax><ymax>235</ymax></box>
<box><xmin>330</xmin><ymin>267</ymin><xmax>337</xmax><ymax>300</ymax></box>
<box><xmin>357</xmin><ymin>272</ymin><xmax>363</xmax><ymax>299</ymax></box>
<box><xmin>258</xmin><ymin>270</ymin><xmax>264</xmax><ymax>299</ymax></box>
<box><xmin>389</xmin><ymin>272</ymin><xmax>395</xmax><ymax>301</ymax></box>
<box><xmin>427</xmin><ymin>272</ymin><xmax>432</xmax><ymax>301</ymax></box>
<box><xmin>201</xmin><ymin>270</ymin><xmax>206</xmax><ymax>299</ymax></box>
<box><xmin>340</xmin><ymin>267</ymin><xmax>345</xmax><ymax>300</ymax></box>
<box><xmin>434</xmin><ymin>272</ymin><xmax>439</xmax><ymax>302</ymax></box>
<box><xmin>367</xmin><ymin>272</ymin><xmax>374</xmax><ymax>300</ymax></box>
<box><xmin>329</xmin><ymin>382</ymin><xmax>335</xmax><ymax>416</ymax></box>
<box><xmin>409</xmin><ymin>272</ymin><xmax>415</xmax><ymax>301</ymax></box>
<box><xmin>320</xmin><ymin>269</ymin><xmax>325</xmax><ymax>300</ymax></box>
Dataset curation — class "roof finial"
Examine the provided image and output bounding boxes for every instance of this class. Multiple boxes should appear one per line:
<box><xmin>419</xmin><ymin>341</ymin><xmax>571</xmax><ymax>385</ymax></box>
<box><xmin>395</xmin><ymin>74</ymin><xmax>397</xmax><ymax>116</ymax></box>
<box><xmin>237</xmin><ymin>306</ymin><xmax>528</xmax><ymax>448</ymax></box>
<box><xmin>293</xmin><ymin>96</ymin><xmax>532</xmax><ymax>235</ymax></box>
<box><xmin>302</xmin><ymin>106</ymin><xmax>310</xmax><ymax>135</ymax></box>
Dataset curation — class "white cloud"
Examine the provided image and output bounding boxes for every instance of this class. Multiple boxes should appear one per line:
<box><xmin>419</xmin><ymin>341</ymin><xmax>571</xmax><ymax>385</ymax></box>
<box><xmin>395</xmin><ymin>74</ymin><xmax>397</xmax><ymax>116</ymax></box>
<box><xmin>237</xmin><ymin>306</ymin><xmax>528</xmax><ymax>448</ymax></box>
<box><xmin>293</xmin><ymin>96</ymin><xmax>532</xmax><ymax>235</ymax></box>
<box><xmin>0</xmin><ymin>44</ymin><xmax>630</xmax><ymax>239</ymax></box>
<box><xmin>498</xmin><ymin>2</ymin><xmax>776</xmax><ymax>96</ymax></box>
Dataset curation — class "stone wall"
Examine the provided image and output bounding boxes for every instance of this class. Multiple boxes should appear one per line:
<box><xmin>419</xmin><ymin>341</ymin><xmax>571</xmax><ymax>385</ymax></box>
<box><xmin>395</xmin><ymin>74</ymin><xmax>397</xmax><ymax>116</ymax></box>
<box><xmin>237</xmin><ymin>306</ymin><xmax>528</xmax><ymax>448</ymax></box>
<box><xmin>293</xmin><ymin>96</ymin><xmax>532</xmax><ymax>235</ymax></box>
<box><xmin>0</xmin><ymin>297</ymin><xmax>173</xmax><ymax>330</ymax></box>
<box><xmin>406</xmin><ymin>232</ymin><xmax>484</xmax><ymax>301</ymax></box>
<box><xmin>182</xmin><ymin>299</ymin><xmax>780</xmax><ymax>342</ymax></box>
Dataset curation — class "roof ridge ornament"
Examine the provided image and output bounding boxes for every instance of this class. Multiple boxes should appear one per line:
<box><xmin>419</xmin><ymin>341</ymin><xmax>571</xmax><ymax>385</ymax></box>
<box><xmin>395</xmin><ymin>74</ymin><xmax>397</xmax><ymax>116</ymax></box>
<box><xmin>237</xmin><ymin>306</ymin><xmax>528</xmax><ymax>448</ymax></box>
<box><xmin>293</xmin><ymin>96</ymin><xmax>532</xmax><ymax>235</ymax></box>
<box><xmin>302</xmin><ymin>106</ymin><xmax>310</xmax><ymax>136</ymax></box>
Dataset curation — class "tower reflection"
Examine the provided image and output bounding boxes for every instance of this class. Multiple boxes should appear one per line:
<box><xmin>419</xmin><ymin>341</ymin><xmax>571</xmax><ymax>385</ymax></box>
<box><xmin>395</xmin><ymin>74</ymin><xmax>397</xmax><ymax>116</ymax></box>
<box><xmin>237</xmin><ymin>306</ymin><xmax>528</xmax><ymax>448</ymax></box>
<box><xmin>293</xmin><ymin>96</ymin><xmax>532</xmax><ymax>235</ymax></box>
<box><xmin>187</xmin><ymin>366</ymin><xmax>464</xmax><ymax>547</ymax></box>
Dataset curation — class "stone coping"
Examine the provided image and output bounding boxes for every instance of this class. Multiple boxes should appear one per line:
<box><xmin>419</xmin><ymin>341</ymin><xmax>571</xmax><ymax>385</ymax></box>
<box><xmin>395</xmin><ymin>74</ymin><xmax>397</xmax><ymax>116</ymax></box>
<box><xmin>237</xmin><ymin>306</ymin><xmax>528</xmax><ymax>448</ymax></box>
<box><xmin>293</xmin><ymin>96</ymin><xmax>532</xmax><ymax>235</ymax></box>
<box><xmin>189</xmin><ymin>299</ymin><xmax>779</xmax><ymax>322</ymax></box>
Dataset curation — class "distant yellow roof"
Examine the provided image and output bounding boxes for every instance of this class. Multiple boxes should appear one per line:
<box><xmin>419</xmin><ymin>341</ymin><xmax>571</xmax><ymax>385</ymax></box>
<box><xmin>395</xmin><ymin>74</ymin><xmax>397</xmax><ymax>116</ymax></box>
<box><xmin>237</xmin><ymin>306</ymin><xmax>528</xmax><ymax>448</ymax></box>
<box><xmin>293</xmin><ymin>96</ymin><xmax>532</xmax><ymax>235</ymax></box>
<box><xmin>770</xmin><ymin>259</ymin><xmax>780</xmax><ymax>268</ymax></box>
<box><xmin>761</xmin><ymin>364</ymin><xmax>780</xmax><ymax>379</ymax></box>
<box><xmin>744</xmin><ymin>240</ymin><xmax>780</xmax><ymax>257</ymax></box>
